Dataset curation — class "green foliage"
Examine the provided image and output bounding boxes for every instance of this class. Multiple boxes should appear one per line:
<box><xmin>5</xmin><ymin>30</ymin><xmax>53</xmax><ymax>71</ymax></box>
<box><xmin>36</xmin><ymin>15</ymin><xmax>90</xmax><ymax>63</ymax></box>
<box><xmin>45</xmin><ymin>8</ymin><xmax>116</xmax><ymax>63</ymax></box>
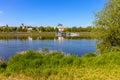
<box><xmin>43</xmin><ymin>47</ymin><xmax>48</xmax><ymax>52</ymax></box>
<box><xmin>1</xmin><ymin>51</ymin><xmax>120</xmax><ymax>79</ymax></box>
<box><xmin>38</xmin><ymin>26</ymin><xmax>45</xmax><ymax>32</ymax></box>
<box><xmin>3</xmin><ymin>50</ymin><xmax>82</xmax><ymax>77</ymax></box>
<box><xmin>82</xmin><ymin>52</ymin><xmax>97</xmax><ymax>58</ymax></box>
<box><xmin>0</xmin><ymin>25</ymin><xmax>96</xmax><ymax>32</ymax></box>
<box><xmin>94</xmin><ymin>0</ymin><xmax>120</xmax><ymax>53</ymax></box>
<box><xmin>63</xmin><ymin>26</ymin><xmax>95</xmax><ymax>32</ymax></box>
<box><xmin>0</xmin><ymin>58</ymin><xmax>7</xmax><ymax>73</ymax></box>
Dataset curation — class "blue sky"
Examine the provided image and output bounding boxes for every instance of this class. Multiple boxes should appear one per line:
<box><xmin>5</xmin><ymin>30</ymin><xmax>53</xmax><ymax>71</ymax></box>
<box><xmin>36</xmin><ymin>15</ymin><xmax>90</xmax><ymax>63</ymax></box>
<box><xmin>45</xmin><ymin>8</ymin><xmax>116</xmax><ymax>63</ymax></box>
<box><xmin>0</xmin><ymin>0</ymin><xmax>107</xmax><ymax>27</ymax></box>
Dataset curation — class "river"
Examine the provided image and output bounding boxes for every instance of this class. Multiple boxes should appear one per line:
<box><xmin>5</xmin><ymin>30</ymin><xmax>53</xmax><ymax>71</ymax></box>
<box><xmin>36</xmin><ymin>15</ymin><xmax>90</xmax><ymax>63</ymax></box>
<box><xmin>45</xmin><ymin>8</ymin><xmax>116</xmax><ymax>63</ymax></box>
<box><xmin>0</xmin><ymin>36</ymin><xmax>97</xmax><ymax>60</ymax></box>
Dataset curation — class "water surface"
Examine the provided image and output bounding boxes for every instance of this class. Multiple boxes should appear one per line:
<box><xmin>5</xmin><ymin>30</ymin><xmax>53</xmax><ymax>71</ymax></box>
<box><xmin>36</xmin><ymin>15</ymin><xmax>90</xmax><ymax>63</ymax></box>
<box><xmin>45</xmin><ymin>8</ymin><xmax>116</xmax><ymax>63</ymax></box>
<box><xmin>0</xmin><ymin>36</ymin><xmax>97</xmax><ymax>60</ymax></box>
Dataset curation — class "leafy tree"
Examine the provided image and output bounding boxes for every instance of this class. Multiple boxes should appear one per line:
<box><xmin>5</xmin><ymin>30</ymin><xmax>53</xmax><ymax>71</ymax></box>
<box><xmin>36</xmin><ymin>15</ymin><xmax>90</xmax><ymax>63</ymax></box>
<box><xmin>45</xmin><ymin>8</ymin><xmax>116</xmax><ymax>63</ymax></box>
<box><xmin>2</xmin><ymin>27</ymin><xmax>9</xmax><ymax>32</ymax></box>
<box><xmin>44</xmin><ymin>26</ymin><xmax>54</xmax><ymax>32</ymax></box>
<box><xmin>38</xmin><ymin>26</ymin><xmax>45</xmax><ymax>32</ymax></box>
<box><xmin>32</xmin><ymin>27</ymin><xmax>37</xmax><ymax>32</ymax></box>
<box><xmin>11</xmin><ymin>27</ymin><xmax>17</xmax><ymax>32</ymax></box>
<box><xmin>94</xmin><ymin>0</ymin><xmax>120</xmax><ymax>53</ymax></box>
<box><xmin>17</xmin><ymin>26</ymin><xmax>23</xmax><ymax>32</ymax></box>
<box><xmin>71</xmin><ymin>27</ymin><xmax>77</xmax><ymax>32</ymax></box>
<box><xmin>86</xmin><ymin>26</ymin><xmax>92</xmax><ymax>32</ymax></box>
<box><xmin>54</xmin><ymin>27</ymin><xmax>58</xmax><ymax>32</ymax></box>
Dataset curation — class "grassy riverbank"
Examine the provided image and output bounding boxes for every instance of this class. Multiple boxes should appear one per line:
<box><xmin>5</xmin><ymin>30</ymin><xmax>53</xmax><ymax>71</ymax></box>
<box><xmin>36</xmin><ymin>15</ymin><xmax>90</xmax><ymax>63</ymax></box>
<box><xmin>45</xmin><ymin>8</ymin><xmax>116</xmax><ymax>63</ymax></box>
<box><xmin>0</xmin><ymin>50</ymin><xmax>120</xmax><ymax>80</ymax></box>
<box><xmin>0</xmin><ymin>32</ymin><xmax>56</xmax><ymax>37</ymax></box>
<box><xmin>0</xmin><ymin>32</ymin><xmax>97</xmax><ymax>40</ymax></box>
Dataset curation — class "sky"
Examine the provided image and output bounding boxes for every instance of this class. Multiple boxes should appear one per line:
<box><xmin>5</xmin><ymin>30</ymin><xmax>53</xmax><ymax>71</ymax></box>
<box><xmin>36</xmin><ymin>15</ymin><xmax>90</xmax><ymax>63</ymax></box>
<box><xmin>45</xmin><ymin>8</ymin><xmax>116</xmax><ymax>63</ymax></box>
<box><xmin>0</xmin><ymin>0</ymin><xmax>107</xmax><ymax>27</ymax></box>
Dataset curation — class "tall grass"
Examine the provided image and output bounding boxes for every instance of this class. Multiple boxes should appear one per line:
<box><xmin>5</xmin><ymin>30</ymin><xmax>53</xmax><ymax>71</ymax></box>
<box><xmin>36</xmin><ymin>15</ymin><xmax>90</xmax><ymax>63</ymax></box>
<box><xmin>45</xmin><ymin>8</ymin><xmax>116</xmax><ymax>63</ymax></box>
<box><xmin>0</xmin><ymin>50</ymin><xmax>120</xmax><ymax>79</ymax></box>
<box><xmin>0</xmin><ymin>32</ymin><xmax>97</xmax><ymax>40</ymax></box>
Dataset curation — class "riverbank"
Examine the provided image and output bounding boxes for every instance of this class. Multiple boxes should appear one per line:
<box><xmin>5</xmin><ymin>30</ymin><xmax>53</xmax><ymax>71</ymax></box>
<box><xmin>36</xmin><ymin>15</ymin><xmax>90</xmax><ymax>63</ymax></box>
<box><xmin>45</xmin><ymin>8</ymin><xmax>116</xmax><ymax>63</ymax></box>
<box><xmin>0</xmin><ymin>32</ymin><xmax>97</xmax><ymax>40</ymax></box>
<box><xmin>0</xmin><ymin>50</ymin><xmax>120</xmax><ymax>80</ymax></box>
<box><xmin>0</xmin><ymin>32</ymin><xmax>56</xmax><ymax>37</ymax></box>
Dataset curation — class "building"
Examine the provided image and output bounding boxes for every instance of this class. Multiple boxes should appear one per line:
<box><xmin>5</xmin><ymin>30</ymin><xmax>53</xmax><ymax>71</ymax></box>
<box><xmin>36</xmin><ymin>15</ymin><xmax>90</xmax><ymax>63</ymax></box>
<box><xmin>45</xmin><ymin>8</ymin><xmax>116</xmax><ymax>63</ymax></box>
<box><xmin>56</xmin><ymin>24</ymin><xmax>67</xmax><ymax>32</ymax></box>
<box><xmin>21</xmin><ymin>23</ymin><xmax>26</xmax><ymax>30</ymax></box>
<box><xmin>27</xmin><ymin>27</ymin><xmax>32</xmax><ymax>31</ymax></box>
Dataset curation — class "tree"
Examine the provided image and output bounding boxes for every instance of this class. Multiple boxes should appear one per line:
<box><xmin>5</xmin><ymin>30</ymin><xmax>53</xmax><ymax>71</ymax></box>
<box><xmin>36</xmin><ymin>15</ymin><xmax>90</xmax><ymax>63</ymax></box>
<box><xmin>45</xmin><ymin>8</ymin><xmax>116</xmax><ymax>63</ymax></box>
<box><xmin>71</xmin><ymin>26</ymin><xmax>77</xmax><ymax>32</ymax></box>
<box><xmin>42</xmin><ymin>26</ymin><xmax>54</xmax><ymax>32</ymax></box>
<box><xmin>54</xmin><ymin>27</ymin><xmax>58</xmax><ymax>32</ymax></box>
<box><xmin>3</xmin><ymin>27</ymin><xmax>9</xmax><ymax>32</ymax></box>
<box><xmin>86</xmin><ymin>26</ymin><xmax>92</xmax><ymax>32</ymax></box>
<box><xmin>94</xmin><ymin>0</ymin><xmax>120</xmax><ymax>53</ymax></box>
<box><xmin>38</xmin><ymin>26</ymin><xmax>45</xmax><ymax>32</ymax></box>
<box><xmin>17</xmin><ymin>26</ymin><xmax>23</xmax><ymax>32</ymax></box>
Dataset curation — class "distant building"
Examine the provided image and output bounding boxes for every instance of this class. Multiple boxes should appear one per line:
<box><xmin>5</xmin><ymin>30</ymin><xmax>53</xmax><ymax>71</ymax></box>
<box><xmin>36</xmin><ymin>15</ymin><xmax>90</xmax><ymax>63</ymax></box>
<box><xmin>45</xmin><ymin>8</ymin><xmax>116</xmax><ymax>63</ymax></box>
<box><xmin>27</xmin><ymin>28</ymin><xmax>32</xmax><ymax>32</ymax></box>
<box><xmin>56</xmin><ymin>24</ymin><xmax>67</xmax><ymax>32</ymax></box>
<box><xmin>28</xmin><ymin>36</ymin><xmax>33</xmax><ymax>41</ymax></box>
<box><xmin>27</xmin><ymin>27</ymin><xmax>32</xmax><ymax>31</ymax></box>
<box><xmin>21</xmin><ymin>23</ymin><xmax>26</xmax><ymax>30</ymax></box>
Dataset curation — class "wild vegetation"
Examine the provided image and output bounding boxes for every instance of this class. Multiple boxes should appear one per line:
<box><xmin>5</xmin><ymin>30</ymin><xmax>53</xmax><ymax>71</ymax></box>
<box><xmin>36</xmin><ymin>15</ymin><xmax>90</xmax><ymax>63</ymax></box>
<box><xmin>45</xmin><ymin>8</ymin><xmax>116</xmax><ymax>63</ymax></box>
<box><xmin>0</xmin><ymin>0</ymin><xmax>120</xmax><ymax>79</ymax></box>
<box><xmin>0</xmin><ymin>24</ymin><xmax>96</xmax><ymax>33</ymax></box>
<box><xmin>0</xmin><ymin>50</ymin><xmax>120</xmax><ymax>80</ymax></box>
<box><xmin>94</xmin><ymin>0</ymin><xmax>120</xmax><ymax>53</ymax></box>
<box><xmin>0</xmin><ymin>32</ymin><xmax>97</xmax><ymax>41</ymax></box>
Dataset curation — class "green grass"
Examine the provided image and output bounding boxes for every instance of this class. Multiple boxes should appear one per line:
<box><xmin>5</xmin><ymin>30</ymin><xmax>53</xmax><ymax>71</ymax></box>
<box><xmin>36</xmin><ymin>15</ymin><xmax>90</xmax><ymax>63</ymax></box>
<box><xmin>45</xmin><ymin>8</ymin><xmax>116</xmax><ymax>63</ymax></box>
<box><xmin>0</xmin><ymin>32</ymin><xmax>97</xmax><ymax>40</ymax></box>
<box><xmin>0</xmin><ymin>50</ymin><xmax>120</xmax><ymax>80</ymax></box>
<box><xmin>0</xmin><ymin>32</ymin><xmax>56</xmax><ymax>37</ymax></box>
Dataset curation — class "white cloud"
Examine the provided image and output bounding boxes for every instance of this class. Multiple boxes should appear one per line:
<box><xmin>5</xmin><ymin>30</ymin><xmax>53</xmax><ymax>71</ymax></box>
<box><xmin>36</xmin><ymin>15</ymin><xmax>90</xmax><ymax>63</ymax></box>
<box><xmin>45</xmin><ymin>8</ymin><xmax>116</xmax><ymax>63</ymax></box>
<box><xmin>0</xmin><ymin>11</ymin><xmax>3</xmax><ymax>14</ymax></box>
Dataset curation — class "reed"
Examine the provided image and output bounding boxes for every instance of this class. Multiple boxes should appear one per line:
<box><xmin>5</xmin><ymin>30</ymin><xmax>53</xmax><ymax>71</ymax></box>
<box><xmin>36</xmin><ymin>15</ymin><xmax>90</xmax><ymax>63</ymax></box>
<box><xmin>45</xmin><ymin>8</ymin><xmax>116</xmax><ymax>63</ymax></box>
<box><xmin>0</xmin><ymin>32</ymin><xmax>97</xmax><ymax>40</ymax></box>
<box><xmin>0</xmin><ymin>50</ymin><xmax>120</xmax><ymax>79</ymax></box>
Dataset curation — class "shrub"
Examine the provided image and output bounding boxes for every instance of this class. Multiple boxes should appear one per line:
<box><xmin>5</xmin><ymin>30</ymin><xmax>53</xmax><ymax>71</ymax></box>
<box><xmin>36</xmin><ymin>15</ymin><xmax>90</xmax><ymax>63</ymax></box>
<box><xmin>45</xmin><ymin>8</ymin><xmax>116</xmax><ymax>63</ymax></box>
<box><xmin>82</xmin><ymin>52</ymin><xmax>97</xmax><ymax>58</ymax></box>
<box><xmin>2</xmin><ymin>50</ymin><xmax>120</xmax><ymax>79</ymax></box>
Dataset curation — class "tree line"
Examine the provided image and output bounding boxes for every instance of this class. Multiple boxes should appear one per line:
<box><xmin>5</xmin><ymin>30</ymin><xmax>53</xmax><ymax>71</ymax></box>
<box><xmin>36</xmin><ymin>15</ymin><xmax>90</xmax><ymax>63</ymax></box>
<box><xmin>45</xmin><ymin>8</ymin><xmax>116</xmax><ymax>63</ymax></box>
<box><xmin>0</xmin><ymin>25</ymin><xmax>96</xmax><ymax>32</ymax></box>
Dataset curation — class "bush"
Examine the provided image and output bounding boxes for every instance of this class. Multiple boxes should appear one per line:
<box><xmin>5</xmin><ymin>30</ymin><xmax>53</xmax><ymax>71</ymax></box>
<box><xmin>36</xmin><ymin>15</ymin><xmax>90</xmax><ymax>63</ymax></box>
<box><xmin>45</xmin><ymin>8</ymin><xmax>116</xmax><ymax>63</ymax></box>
<box><xmin>1</xmin><ymin>50</ymin><xmax>120</xmax><ymax>79</ymax></box>
<box><xmin>82</xmin><ymin>52</ymin><xmax>97</xmax><ymax>58</ymax></box>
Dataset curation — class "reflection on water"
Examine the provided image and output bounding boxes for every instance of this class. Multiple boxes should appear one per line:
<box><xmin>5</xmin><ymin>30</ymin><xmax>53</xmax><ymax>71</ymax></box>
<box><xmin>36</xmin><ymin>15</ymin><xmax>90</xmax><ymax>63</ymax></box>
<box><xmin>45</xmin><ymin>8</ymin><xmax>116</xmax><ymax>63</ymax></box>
<box><xmin>0</xmin><ymin>36</ymin><xmax>93</xmax><ymax>41</ymax></box>
<box><xmin>57</xmin><ymin>36</ymin><xmax>64</xmax><ymax>43</ymax></box>
<box><xmin>0</xmin><ymin>36</ymin><xmax>97</xmax><ymax>60</ymax></box>
<box><xmin>53</xmin><ymin>36</ymin><xmax>65</xmax><ymax>43</ymax></box>
<box><xmin>28</xmin><ymin>36</ymin><xmax>33</xmax><ymax>41</ymax></box>
<box><xmin>58</xmin><ymin>36</ymin><xmax>64</xmax><ymax>41</ymax></box>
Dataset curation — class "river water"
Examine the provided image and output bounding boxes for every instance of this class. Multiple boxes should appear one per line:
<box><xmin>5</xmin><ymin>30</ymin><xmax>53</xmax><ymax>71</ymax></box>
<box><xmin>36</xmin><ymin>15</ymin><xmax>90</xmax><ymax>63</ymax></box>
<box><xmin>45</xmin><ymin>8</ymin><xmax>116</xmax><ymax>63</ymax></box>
<box><xmin>0</xmin><ymin>36</ymin><xmax>97</xmax><ymax>60</ymax></box>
